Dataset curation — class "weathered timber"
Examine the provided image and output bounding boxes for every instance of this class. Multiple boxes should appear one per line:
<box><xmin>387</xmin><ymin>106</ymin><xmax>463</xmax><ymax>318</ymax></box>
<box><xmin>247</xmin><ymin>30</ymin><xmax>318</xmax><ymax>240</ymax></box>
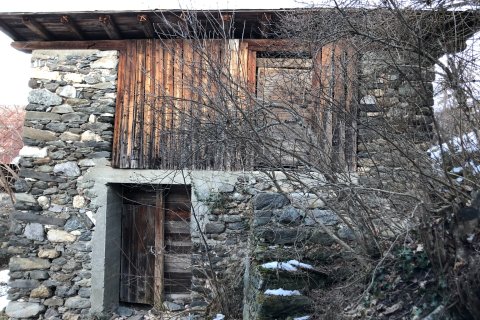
<box><xmin>99</xmin><ymin>15</ymin><xmax>122</xmax><ymax>40</ymax></box>
<box><xmin>60</xmin><ymin>15</ymin><xmax>84</xmax><ymax>40</ymax></box>
<box><xmin>11</xmin><ymin>40</ymin><xmax>127</xmax><ymax>53</ymax></box>
<box><xmin>22</xmin><ymin>16</ymin><xmax>52</xmax><ymax>40</ymax></box>
<box><xmin>138</xmin><ymin>14</ymin><xmax>156</xmax><ymax>38</ymax></box>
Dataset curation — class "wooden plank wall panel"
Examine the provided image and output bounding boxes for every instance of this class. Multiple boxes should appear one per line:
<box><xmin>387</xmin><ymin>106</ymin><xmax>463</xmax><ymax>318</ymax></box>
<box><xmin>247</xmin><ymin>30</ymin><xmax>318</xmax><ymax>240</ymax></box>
<box><xmin>113</xmin><ymin>39</ymin><xmax>356</xmax><ymax>171</ymax></box>
<box><xmin>307</xmin><ymin>42</ymin><xmax>358</xmax><ymax>171</ymax></box>
<box><xmin>113</xmin><ymin>39</ymin><xmax>253</xmax><ymax>170</ymax></box>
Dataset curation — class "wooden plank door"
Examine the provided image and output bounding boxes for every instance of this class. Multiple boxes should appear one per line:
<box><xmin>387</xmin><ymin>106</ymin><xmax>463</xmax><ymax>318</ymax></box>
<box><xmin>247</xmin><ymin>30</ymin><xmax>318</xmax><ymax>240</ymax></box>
<box><xmin>120</xmin><ymin>203</ymin><xmax>158</xmax><ymax>304</ymax></box>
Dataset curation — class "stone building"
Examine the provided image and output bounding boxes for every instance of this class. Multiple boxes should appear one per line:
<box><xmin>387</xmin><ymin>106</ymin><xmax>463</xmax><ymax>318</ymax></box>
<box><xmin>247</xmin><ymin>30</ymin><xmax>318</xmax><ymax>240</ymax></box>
<box><xmin>0</xmin><ymin>8</ymin><xmax>477</xmax><ymax>320</ymax></box>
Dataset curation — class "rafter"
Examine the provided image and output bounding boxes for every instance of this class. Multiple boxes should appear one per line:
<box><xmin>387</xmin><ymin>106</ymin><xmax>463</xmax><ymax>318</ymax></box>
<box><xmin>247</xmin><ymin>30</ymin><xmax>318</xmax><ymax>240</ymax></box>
<box><xmin>99</xmin><ymin>15</ymin><xmax>122</xmax><ymax>40</ymax></box>
<box><xmin>22</xmin><ymin>16</ymin><xmax>52</xmax><ymax>40</ymax></box>
<box><xmin>60</xmin><ymin>15</ymin><xmax>84</xmax><ymax>40</ymax></box>
<box><xmin>137</xmin><ymin>14</ymin><xmax>156</xmax><ymax>38</ymax></box>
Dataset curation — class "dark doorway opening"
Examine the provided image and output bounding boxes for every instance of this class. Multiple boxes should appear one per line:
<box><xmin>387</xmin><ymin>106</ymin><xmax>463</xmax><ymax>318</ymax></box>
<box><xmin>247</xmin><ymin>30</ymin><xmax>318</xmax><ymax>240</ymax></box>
<box><xmin>119</xmin><ymin>184</ymin><xmax>192</xmax><ymax>307</ymax></box>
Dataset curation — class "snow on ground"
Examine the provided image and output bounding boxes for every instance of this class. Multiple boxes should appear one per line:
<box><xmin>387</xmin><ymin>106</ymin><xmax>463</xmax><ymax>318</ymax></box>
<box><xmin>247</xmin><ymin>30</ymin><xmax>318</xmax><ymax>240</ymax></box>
<box><xmin>293</xmin><ymin>316</ymin><xmax>311</xmax><ymax>320</ymax></box>
<box><xmin>264</xmin><ymin>288</ymin><xmax>301</xmax><ymax>296</ymax></box>
<box><xmin>0</xmin><ymin>269</ymin><xmax>10</xmax><ymax>312</ymax></box>
<box><xmin>427</xmin><ymin>131</ymin><xmax>479</xmax><ymax>161</ymax></box>
<box><xmin>287</xmin><ymin>260</ymin><xmax>314</xmax><ymax>270</ymax></box>
<box><xmin>212</xmin><ymin>314</ymin><xmax>225</xmax><ymax>320</ymax></box>
<box><xmin>260</xmin><ymin>260</ymin><xmax>314</xmax><ymax>272</ymax></box>
<box><xmin>261</xmin><ymin>261</ymin><xmax>298</xmax><ymax>271</ymax></box>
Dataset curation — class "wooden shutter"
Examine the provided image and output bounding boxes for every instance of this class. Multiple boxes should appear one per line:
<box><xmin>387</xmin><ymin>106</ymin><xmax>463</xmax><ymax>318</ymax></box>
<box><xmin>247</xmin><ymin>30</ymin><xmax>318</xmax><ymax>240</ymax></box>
<box><xmin>112</xmin><ymin>39</ymin><xmax>254</xmax><ymax>170</ymax></box>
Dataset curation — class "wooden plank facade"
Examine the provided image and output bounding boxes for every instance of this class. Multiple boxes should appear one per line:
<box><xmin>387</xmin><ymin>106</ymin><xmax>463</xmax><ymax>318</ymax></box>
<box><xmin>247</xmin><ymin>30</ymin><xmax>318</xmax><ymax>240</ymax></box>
<box><xmin>112</xmin><ymin>39</ymin><xmax>358</xmax><ymax>171</ymax></box>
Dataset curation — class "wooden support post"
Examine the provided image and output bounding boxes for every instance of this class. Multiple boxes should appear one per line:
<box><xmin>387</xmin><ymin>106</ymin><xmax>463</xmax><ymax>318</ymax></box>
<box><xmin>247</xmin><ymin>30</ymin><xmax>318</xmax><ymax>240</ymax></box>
<box><xmin>99</xmin><ymin>15</ymin><xmax>122</xmax><ymax>40</ymax></box>
<box><xmin>138</xmin><ymin>14</ymin><xmax>156</xmax><ymax>38</ymax></box>
<box><xmin>22</xmin><ymin>16</ymin><xmax>52</xmax><ymax>40</ymax></box>
<box><xmin>60</xmin><ymin>15</ymin><xmax>84</xmax><ymax>40</ymax></box>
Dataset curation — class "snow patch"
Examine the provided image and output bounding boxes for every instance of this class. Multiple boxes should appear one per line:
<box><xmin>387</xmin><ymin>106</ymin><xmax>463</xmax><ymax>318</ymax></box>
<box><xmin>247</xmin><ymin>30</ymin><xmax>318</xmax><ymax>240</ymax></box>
<box><xmin>452</xmin><ymin>166</ymin><xmax>463</xmax><ymax>173</ymax></box>
<box><xmin>261</xmin><ymin>261</ymin><xmax>298</xmax><ymax>271</ymax></box>
<box><xmin>86</xmin><ymin>211</ymin><xmax>96</xmax><ymax>225</ymax></box>
<box><xmin>469</xmin><ymin>161</ymin><xmax>480</xmax><ymax>174</ymax></box>
<box><xmin>0</xmin><ymin>270</ymin><xmax>9</xmax><ymax>283</ymax></box>
<box><xmin>261</xmin><ymin>260</ymin><xmax>314</xmax><ymax>272</ymax></box>
<box><xmin>427</xmin><ymin>131</ymin><xmax>479</xmax><ymax>161</ymax></box>
<box><xmin>0</xmin><ymin>269</ymin><xmax>10</xmax><ymax>312</ymax></box>
<box><xmin>294</xmin><ymin>316</ymin><xmax>311</xmax><ymax>320</ymax></box>
<box><xmin>19</xmin><ymin>146</ymin><xmax>48</xmax><ymax>158</ymax></box>
<box><xmin>213</xmin><ymin>314</ymin><xmax>225</xmax><ymax>320</ymax></box>
<box><xmin>264</xmin><ymin>288</ymin><xmax>301</xmax><ymax>296</ymax></box>
<box><xmin>287</xmin><ymin>260</ymin><xmax>314</xmax><ymax>270</ymax></box>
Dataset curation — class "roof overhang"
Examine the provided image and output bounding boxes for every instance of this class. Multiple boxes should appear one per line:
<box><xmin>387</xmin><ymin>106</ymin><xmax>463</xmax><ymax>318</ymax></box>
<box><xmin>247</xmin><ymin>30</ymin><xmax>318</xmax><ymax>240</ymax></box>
<box><xmin>1</xmin><ymin>9</ymin><xmax>479</xmax><ymax>56</ymax></box>
<box><xmin>0</xmin><ymin>9</ymin><xmax>288</xmax><ymax>42</ymax></box>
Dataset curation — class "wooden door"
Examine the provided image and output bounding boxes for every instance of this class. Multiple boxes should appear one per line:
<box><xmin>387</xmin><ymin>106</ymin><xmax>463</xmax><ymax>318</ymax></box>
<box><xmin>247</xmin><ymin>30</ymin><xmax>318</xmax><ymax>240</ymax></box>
<box><xmin>119</xmin><ymin>186</ymin><xmax>191</xmax><ymax>306</ymax></box>
<box><xmin>119</xmin><ymin>204</ymin><xmax>157</xmax><ymax>304</ymax></box>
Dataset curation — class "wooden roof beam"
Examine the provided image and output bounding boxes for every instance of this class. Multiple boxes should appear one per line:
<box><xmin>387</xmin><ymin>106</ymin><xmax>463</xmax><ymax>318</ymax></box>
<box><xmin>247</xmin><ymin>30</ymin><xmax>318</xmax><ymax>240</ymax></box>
<box><xmin>99</xmin><ymin>15</ymin><xmax>122</xmax><ymax>40</ymax></box>
<box><xmin>11</xmin><ymin>40</ymin><xmax>127</xmax><ymax>53</ymax></box>
<box><xmin>60</xmin><ymin>15</ymin><xmax>84</xmax><ymax>40</ymax></box>
<box><xmin>0</xmin><ymin>20</ymin><xmax>23</xmax><ymax>41</ymax></box>
<box><xmin>244</xmin><ymin>39</ymin><xmax>308</xmax><ymax>52</ymax></box>
<box><xmin>137</xmin><ymin>14</ymin><xmax>156</xmax><ymax>38</ymax></box>
<box><xmin>22</xmin><ymin>16</ymin><xmax>52</xmax><ymax>40</ymax></box>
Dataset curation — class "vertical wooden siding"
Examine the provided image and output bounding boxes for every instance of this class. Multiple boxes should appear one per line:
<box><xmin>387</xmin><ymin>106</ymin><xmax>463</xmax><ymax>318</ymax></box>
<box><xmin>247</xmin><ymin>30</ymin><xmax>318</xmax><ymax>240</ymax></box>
<box><xmin>113</xmin><ymin>39</ymin><xmax>357</xmax><ymax>171</ymax></box>
<box><xmin>113</xmin><ymin>39</ymin><xmax>252</xmax><ymax>170</ymax></box>
<box><xmin>311</xmin><ymin>42</ymin><xmax>358</xmax><ymax>171</ymax></box>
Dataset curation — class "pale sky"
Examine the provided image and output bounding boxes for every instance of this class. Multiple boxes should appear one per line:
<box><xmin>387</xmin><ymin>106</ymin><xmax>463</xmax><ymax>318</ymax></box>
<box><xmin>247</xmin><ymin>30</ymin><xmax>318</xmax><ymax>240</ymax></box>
<box><xmin>0</xmin><ymin>0</ymin><xmax>308</xmax><ymax>105</ymax></box>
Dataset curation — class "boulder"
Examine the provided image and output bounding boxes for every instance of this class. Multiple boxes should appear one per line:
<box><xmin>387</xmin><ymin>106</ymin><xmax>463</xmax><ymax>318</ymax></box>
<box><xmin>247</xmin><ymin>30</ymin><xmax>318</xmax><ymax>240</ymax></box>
<box><xmin>30</xmin><ymin>285</ymin><xmax>52</xmax><ymax>298</ymax></box>
<box><xmin>56</xmin><ymin>85</ymin><xmax>77</xmax><ymax>98</ymax></box>
<box><xmin>47</xmin><ymin>230</ymin><xmax>77</xmax><ymax>243</ymax></box>
<box><xmin>289</xmin><ymin>192</ymin><xmax>325</xmax><ymax>209</ymax></box>
<box><xmin>53</xmin><ymin>162</ymin><xmax>80</xmax><ymax>177</ymax></box>
<box><xmin>205</xmin><ymin>222</ymin><xmax>225</xmax><ymax>234</ymax></box>
<box><xmin>64</xmin><ymin>296</ymin><xmax>91</xmax><ymax>309</ymax></box>
<box><xmin>38</xmin><ymin>248</ymin><xmax>61</xmax><ymax>259</ymax></box>
<box><xmin>5</xmin><ymin>301</ymin><xmax>45</xmax><ymax>318</ymax></box>
<box><xmin>24</xmin><ymin>223</ymin><xmax>44</xmax><ymax>241</ymax></box>
<box><xmin>28</xmin><ymin>88</ymin><xmax>62</xmax><ymax>106</ymax></box>
<box><xmin>52</xmin><ymin>104</ymin><xmax>74</xmax><ymax>114</ymax></box>
<box><xmin>23</xmin><ymin>127</ymin><xmax>57</xmax><ymax>141</ymax></box>
<box><xmin>254</xmin><ymin>193</ymin><xmax>290</xmax><ymax>210</ymax></box>
<box><xmin>9</xmin><ymin>257</ymin><xmax>50</xmax><ymax>271</ymax></box>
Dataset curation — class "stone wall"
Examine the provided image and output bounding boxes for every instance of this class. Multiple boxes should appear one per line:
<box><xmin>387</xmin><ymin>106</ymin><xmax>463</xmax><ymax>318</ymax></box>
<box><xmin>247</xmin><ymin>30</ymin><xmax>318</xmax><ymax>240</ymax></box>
<box><xmin>357</xmin><ymin>51</ymin><xmax>435</xmax><ymax>182</ymax></box>
<box><xmin>7</xmin><ymin>49</ymin><xmax>118</xmax><ymax>319</ymax></box>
